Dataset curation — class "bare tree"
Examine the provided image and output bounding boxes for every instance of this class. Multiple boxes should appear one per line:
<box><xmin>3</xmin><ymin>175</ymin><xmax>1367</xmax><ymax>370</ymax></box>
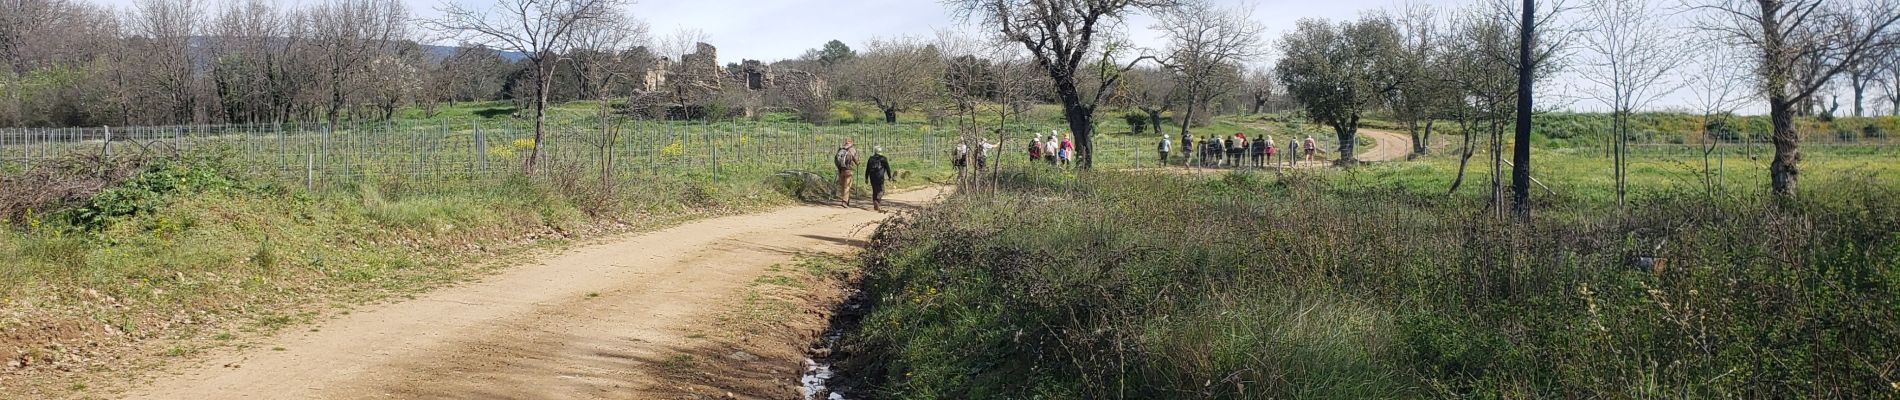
<box><xmin>1694</xmin><ymin>0</ymin><xmax>1900</xmax><ymax>196</ymax></box>
<box><xmin>1684</xmin><ymin>48</ymin><xmax>1751</xmax><ymax>196</ymax></box>
<box><xmin>844</xmin><ymin>37</ymin><xmax>944</xmax><ymax>124</ymax></box>
<box><xmin>1154</xmin><ymin>0</ymin><xmax>1267</xmax><ymax>141</ymax></box>
<box><xmin>947</xmin><ymin>0</ymin><xmax>1185</xmax><ymax>169</ymax></box>
<box><xmin>130</xmin><ymin>0</ymin><xmax>208</xmax><ymax>124</ymax></box>
<box><xmin>1579</xmin><ymin>0</ymin><xmax>1687</xmax><ymax>207</ymax></box>
<box><xmin>308</xmin><ymin>0</ymin><xmax>408</xmax><ymax>125</ymax></box>
<box><xmin>1382</xmin><ymin>4</ymin><xmax>1451</xmax><ymax>159</ymax></box>
<box><xmin>425</xmin><ymin>0</ymin><xmax>629</xmax><ymax>173</ymax></box>
<box><xmin>1240</xmin><ymin>66</ymin><xmax>1273</xmax><ymax>114</ymax></box>
<box><xmin>565</xmin><ymin>10</ymin><xmax>648</xmax><ymax>185</ymax></box>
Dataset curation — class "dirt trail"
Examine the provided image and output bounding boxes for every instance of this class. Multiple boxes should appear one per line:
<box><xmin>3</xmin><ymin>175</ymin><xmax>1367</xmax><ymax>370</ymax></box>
<box><xmin>118</xmin><ymin>187</ymin><xmax>946</xmax><ymax>400</ymax></box>
<box><xmin>1353</xmin><ymin>128</ymin><xmax>1415</xmax><ymax>162</ymax></box>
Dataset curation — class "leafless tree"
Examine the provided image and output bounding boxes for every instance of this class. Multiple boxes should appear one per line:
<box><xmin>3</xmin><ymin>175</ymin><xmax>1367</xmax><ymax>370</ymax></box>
<box><xmin>1693</xmin><ymin>0</ymin><xmax>1900</xmax><ymax>196</ymax></box>
<box><xmin>1684</xmin><ymin>47</ymin><xmax>1751</xmax><ymax>196</ymax></box>
<box><xmin>1240</xmin><ymin>66</ymin><xmax>1273</xmax><ymax>114</ymax></box>
<box><xmin>947</xmin><ymin>0</ymin><xmax>1185</xmax><ymax>168</ymax></box>
<box><xmin>424</xmin><ymin>0</ymin><xmax>629</xmax><ymax>173</ymax></box>
<box><xmin>1382</xmin><ymin>3</ymin><xmax>1452</xmax><ymax>159</ymax></box>
<box><xmin>1579</xmin><ymin>0</ymin><xmax>1686</xmax><ymax>207</ymax></box>
<box><xmin>565</xmin><ymin>10</ymin><xmax>649</xmax><ymax>186</ymax></box>
<box><xmin>844</xmin><ymin>37</ymin><xmax>945</xmax><ymax>124</ymax></box>
<box><xmin>308</xmin><ymin>0</ymin><xmax>408</xmax><ymax>125</ymax></box>
<box><xmin>130</xmin><ymin>0</ymin><xmax>209</xmax><ymax>124</ymax></box>
<box><xmin>1154</xmin><ymin>0</ymin><xmax>1267</xmax><ymax>141</ymax></box>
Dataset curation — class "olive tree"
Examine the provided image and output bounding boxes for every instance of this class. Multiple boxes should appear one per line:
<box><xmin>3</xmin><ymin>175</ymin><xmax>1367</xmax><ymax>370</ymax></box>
<box><xmin>1275</xmin><ymin>16</ymin><xmax>1401</xmax><ymax>166</ymax></box>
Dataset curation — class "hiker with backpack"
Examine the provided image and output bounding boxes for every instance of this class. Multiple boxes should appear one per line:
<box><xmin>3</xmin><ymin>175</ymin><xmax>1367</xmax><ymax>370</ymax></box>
<box><xmin>1029</xmin><ymin>133</ymin><xmax>1044</xmax><ymax>163</ymax></box>
<box><xmin>1059</xmin><ymin>134</ymin><xmax>1074</xmax><ymax>167</ymax></box>
<box><xmin>1251</xmin><ymin>135</ymin><xmax>1267</xmax><ymax>167</ymax></box>
<box><xmin>1044</xmin><ymin>134</ymin><xmax>1060</xmax><ymax>165</ymax></box>
<box><xmin>834</xmin><ymin>138</ymin><xmax>859</xmax><ymax>207</ymax></box>
<box><xmin>1158</xmin><ymin>134</ymin><xmax>1171</xmax><ymax>164</ymax></box>
<box><xmin>1181</xmin><ymin>134</ymin><xmax>1195</xmax><ymax>166</ymax></box>
<box><xmin>866</xmin><ymin>145</ymin><xmax>893</xmax><ymax>212</ymax></box>
<box><xmin>1303</xmin><ymin>136</ymin><xmax>1319</xmax><ymax>163</ymax></box>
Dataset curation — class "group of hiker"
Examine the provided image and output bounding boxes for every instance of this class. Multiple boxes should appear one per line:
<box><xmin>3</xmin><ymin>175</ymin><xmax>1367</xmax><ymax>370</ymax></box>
<box><xmin>1163</xmin><ymin>132</ymin><xmax>1321</xmax><ymax>168</ymax></box>
<box><xmin>1027</xmin><ymin>131</ymin><xmax>1077</xmax><ymax>167</ymax></box>
<box><xmin>828</xmin><ymin>130</ymin><xmax>1327</xmax><ymax>211</ymax></box>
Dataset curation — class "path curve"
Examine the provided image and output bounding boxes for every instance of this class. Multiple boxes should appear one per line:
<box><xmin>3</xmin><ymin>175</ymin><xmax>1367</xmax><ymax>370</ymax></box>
<box><xmin>118</xmin><ymin>187</ymin><xmax>946</xmax><ymax>399</ymax></box>
<box><xmin>1354</xmin><ymin>128</ymin><xmax>1415</xmax><ymax>162</ymax></box>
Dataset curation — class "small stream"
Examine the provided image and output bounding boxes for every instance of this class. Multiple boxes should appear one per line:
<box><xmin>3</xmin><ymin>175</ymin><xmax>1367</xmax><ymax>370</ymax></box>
<box><xmin>800</xmin><ymin>287</ymin><xmax>873</xmax><ymax>400</ymax></box>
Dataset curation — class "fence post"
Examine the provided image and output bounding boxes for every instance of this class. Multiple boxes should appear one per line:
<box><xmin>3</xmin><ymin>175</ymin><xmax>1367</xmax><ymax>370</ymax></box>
<box><xmin>306</xmin><ymin>153</ymin><xmax>315</xmax><ymax>191</ymax></box>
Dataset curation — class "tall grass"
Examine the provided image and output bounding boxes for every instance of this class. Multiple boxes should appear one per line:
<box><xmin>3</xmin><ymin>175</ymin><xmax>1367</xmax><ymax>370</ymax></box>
<box><xmin>845</xmin><ymin>164</ymin><xmax>1900</xmax><ymax>398</ymax></box>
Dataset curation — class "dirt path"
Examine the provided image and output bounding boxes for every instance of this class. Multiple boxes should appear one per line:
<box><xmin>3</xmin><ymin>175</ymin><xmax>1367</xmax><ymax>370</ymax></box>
<box><xmin>1354</xmin><ymin>128</ymin><xmax>1414</xmax><ymax>162</ymax></box>
<box><xmin>117</xmin><ymin>187</ymin><xmax>946</xmax><ymax>400</ymax></box>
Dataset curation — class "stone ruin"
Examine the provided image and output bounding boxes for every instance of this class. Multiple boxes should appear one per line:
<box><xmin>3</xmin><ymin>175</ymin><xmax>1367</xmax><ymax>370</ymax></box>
<box><xmin>622</xmin><ymin>43</ymin><xmax>829</xmax><ymax>121</ymax></box>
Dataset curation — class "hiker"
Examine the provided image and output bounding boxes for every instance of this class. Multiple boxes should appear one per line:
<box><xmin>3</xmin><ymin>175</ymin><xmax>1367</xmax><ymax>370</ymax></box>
<box><xmin>1252</xmin><ymin>135</ymin><xmax>1268</xmax><ymax>167</ymax></box>
<box><xmin>866</xmin><ymin>145</ymin><xmax>893</xmax><ymax>212</ymax></box>
<box><xmin>1044</xmin><ymin>134</ymin><xmax>1060</xmax><ymax>165</ymax></box>
<box><xmin>835</xmin><ymin>138</ymin><xmax>859</xmax><ymax>207</ymax></box>
<box><xmin>1181</xmin><ymin>134</ymin><xmax>1195</xmax><ymax>166</ymax></box>
<box><xmin>1265</xmin><ymin>136</ymin><xmax>1278</xmax><ymax>166</ymax></box>
<box><xmin>1158</xmin><ymin>134</ymin><xmax>1172</xmax><ymax>164</ymax></box>
<box><xmin>1304</xmin><ymin>136</ymin><xmax>1319</xmax><ymax>163</ymax></box>
<box><xmin>953</xmin><ymin>141</ymin><xmax>969</xmax><ymax>172</ymax></box>
<box><xmin>1287</xmin><ymin>138</ymin><xmax>1300</xmax><ymax>167</ymax></box>
<box><xmin>1029</xmin><ymin>133</ymin><xmax>1044</xmax><ymax>162</ymax></box>
<box><xmin>1202</xmin><ymin>136</ymin><xmax>1220</xmax><ymax>168</ymax></box>
<box><xmin>1215</xmin><ymin>135</ymin><xmax>1230</xmax><ymax>167</ymax></box>
<box><xmin>1059</xmin><ymin>134</ymin><xmax>1074</xmax><ymax>167</ymax></box>
<box><xmin>1227</xmin><ymin>134</ymin><xmax>1245</xmax><ymax>168</ymax></box>
<box><xmin>977</xmin><ymin>140</ymin><xmax>997</xmax><ymax>170</ymax></box>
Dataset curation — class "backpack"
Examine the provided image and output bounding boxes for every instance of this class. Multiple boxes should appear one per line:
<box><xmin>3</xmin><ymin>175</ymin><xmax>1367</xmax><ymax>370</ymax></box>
<box><xmin>835</xmin><ymin>148</ymin><xmax>851</xmax><ymax>169</ymax></box>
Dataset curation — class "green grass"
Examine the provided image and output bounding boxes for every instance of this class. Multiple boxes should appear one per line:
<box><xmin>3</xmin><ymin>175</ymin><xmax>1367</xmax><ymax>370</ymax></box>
<box><xmin>844</xmin><ymin>145</ymin><xmax>1900</xmax><ymax>398</ymax></box>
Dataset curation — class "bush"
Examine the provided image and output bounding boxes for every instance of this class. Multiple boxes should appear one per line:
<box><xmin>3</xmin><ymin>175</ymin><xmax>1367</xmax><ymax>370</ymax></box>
<box><xmin>1863</xmin><ymin>124</ymin><xmax>1887</xmax><ymax>139</ymax></box>
<box><xmin>1123</xmin><ymin>111</ymin><xmax>1149</xmax><ymax>134</ymax></box>
<box><xmin>845</xmin><ymin>170</ymin><xmax>1900</xmax><ymax>398</ymax></box>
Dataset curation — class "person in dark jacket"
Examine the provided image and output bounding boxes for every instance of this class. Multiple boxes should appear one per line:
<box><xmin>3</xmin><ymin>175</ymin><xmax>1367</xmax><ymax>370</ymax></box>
<box><xmin>865</xmin><ymin>146</ymin><xmax>893</xmax><ymax>212</ymax></box>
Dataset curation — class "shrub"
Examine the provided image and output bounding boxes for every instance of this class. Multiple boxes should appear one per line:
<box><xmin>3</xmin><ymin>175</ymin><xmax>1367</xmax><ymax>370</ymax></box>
<box><xmin>1123</xmin><ymin>111</ymin><xmax>1149</xmax><ymax>134</ymax></box>
<box><xmin>845</xmin><ymin>170</ymin><xmax>1900</xmax><ymax>398</ymax></box>
<box><xmin>1863</xmin><ymin>124</ymin><xmax>1887</xmax><ymax>139</ymax></box>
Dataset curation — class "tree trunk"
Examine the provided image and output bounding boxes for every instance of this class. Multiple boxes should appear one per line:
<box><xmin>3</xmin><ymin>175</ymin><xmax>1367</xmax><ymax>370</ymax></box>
<box><xmin>1449</xmin><ymin>117</ymin><xmax>1477</xmax><ymax>194</ymax></box>
<box><xmin>528</xmin><ymin>59</ymin><xmax>550</xmax><ymax>174</ymax></box>
<box><xmin>1769</xmin><ymin>97</ymin><xmax>1799</xmax><ymax>196</ymax></box>
<box><xmin>1333</xmin><ymin>113</ymin><xmax>1360</xmax><ymax>166</ymax></box>
<box><xmin>1511</xmin><ymin>0</ymin><xmax>1534</xmax><ymax>221</ymax></box>
<box><xmin>1177</xmin><ymin>98</ymin><xmax>1197</xmax><ymax>141</ymax></box>
<box><xmin>883</xmin><ymin>107</ymin><xmax>898</xmax><ymax>124</ymax></box>
<box><xmin>1053</xmin><ymin>73</ymin><xmax>1096</xmax><ymax>169</ymax></box>
<box><xmin>1854</xmin><ymin>85</ymin><xmax>1865</xmax><ymax>117</ymax></box>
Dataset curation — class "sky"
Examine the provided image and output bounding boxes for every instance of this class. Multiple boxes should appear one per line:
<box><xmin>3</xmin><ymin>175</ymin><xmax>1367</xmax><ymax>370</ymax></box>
<box><xmin>75</xmin><ymin>0</ymin><xmax>1766</xmax><ymax>112</ymax></box>
<box><xmin>78</xmin><ymin>0</ymin><xmax>1389</xmax><ymax>62</ymax></box>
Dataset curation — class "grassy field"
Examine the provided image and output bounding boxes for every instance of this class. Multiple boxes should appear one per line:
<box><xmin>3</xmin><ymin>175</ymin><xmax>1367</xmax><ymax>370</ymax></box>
<box><xmin>842</xmin><ymin>143</ymin><xmax>1900</xmax><ymax>398</ymax></box>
